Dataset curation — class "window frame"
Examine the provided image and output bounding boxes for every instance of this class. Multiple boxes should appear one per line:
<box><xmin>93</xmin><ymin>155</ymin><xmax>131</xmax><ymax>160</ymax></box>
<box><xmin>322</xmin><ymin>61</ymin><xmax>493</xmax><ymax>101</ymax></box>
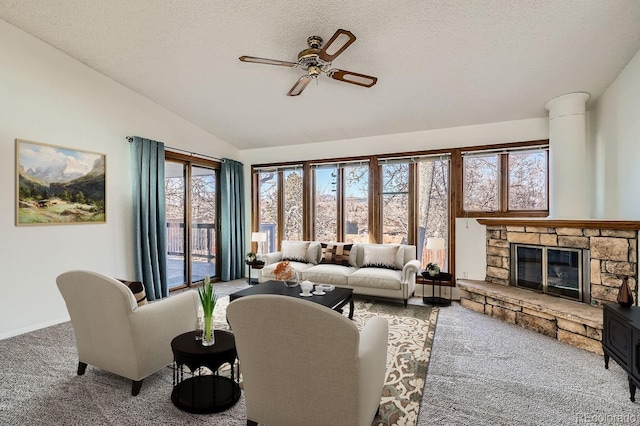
<box><xmin>457</xmin><ymin>141</ymin><xmax>549</xmax><ymax>218</ymax></box>
<box><xmin>165</xmin><ymin>150</ymin><xmax>221</xmax><ymax>291</ymax></box>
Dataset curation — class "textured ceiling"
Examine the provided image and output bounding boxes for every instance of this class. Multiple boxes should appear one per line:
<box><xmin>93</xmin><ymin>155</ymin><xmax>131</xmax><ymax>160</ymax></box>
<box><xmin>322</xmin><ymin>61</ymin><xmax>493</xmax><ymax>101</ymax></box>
<box><xmin>1</xmin><ymin>0</ymin><xmax>639</xmax><ymax>150</ymax></box>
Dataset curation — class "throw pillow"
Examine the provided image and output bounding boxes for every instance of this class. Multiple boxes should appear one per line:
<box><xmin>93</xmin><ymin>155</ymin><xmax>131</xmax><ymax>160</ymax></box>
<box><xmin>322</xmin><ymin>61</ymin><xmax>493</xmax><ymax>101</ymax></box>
<box><xmin>320</xmin><ymin>243</ymin><xmax>353</xmax><ymax>267</ymax></box>
<box><xmin>361</xmin><ymin>245</ymin><xmax>401</xmax><ymax>270</ymax></box>
<box><xmin>117</xmin><ymin>279</ymin><xmax>148</xmax><ymax>306</ymax></box>
<box><xmin>281</xmin><ymin>241</ymin><xmax>310</xmax><ymax>263</ymax></box>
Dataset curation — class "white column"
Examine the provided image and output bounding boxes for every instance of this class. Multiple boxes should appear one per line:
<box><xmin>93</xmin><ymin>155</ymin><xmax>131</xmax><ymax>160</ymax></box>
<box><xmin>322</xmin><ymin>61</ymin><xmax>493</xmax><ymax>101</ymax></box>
<box><xmin>545</xmin><ymin>92</ymin><xmax>590</xmax><ymax>218</ymax></box>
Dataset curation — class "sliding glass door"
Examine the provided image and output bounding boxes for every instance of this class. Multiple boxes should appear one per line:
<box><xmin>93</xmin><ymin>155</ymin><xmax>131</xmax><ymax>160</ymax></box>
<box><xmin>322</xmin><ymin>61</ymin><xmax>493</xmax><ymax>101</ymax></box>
<box><xmin>165</xmin><ymin>155</ymin><xmax>220</xmax><ymax>289</ymax></box>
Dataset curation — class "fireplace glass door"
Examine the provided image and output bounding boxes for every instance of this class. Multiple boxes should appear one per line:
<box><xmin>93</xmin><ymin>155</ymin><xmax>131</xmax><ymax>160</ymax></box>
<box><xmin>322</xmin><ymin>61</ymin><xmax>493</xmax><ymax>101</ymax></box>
<box><xmin>513</xmin><ymin>244</ymin><xmax>585</xmax><ymax>302</ymax></box>
<box><xmin>547</xmin><ymin>249</ymin><xmax>580</xmax><ymax>299</ymax></box>
<box><xmin>516</xmin><ymin>246</ymin><xmax>543</xmax><ymax>291</ymax></box>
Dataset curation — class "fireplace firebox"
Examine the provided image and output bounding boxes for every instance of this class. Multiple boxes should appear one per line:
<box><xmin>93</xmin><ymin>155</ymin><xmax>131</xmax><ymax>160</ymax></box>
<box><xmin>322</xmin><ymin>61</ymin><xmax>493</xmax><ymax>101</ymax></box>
<box><xmin>511</xmin><ymin>244</ymin><xmax>591</xmax><ymax>304</ymax></box>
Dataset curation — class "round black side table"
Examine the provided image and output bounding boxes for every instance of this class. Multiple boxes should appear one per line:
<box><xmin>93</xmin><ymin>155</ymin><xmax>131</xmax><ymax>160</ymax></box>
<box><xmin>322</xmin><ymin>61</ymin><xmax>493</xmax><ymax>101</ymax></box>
<box><xmin>171</xmin><ymin>330</ymin><xmax>240</xmax><ymax>414</ymax></box>
<box><xmin>421</xmin><ymin>271</ymin><xmax>455</xmax><ymax>306</ymax></box>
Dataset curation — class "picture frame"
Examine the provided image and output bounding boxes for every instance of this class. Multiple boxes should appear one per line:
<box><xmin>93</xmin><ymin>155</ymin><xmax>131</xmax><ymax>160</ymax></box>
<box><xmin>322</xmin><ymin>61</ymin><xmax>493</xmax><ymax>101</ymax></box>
<box><xmin>16</xmin><ymin>139</ymin><xmax>106</xmax><ymax>226</ymax></box>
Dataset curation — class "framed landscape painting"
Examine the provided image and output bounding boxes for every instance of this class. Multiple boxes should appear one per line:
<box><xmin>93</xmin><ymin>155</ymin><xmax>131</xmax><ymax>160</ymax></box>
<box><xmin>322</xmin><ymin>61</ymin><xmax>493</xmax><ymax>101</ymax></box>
<box><xmin>16</xmin><ymin>139</ymin><xmax>106</xmax><ymax>225</ymax></box>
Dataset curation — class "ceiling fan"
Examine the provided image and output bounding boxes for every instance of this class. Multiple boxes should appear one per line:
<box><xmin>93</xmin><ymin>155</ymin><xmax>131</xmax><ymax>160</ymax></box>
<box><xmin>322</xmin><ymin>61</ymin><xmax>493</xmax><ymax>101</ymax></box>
<box><xmin>239</xmin><ymin>29</ymin><xmax>378</xmax><ymax>96</ymax></box>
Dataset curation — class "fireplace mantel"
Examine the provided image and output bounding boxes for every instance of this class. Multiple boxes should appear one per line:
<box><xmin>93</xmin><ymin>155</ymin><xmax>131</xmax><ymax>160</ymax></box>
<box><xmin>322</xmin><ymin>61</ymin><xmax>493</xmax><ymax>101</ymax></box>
<box><xmin>477</xmin><ymin>219</ymin><xmax>640</xmax><ymax>230</ymax></box>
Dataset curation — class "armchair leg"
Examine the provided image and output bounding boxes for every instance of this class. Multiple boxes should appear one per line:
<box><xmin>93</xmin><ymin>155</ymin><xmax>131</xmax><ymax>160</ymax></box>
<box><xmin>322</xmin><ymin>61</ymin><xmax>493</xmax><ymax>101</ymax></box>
<box><xmin>132</xmin><ymin>380</ymin><xmax>144</xmax><ymax>396</ymax></box>
<box><xmin>404</xmin><ymin>298</ymin><xmax>408</xmax><ymax>307</ymax></box>
<box><xmin>77</xmin><ymin>362</ymin><xmax>87</xmax><ymax>375</ymax></box>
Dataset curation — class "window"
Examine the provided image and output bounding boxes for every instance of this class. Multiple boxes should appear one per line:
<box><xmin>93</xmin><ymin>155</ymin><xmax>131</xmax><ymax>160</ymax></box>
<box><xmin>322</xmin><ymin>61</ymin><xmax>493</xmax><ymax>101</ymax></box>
<box><xmin>461</xmin><ymin>145</ymin><xmax>548</xmax><ymax>216</ymax></box>
<box><xmin>314</xmin><ymin>166</ymin><xmax>338</xmax><ymax>241</ymax></box>
<box><xmin>165</xmin><ymin>155</ymin><xmax>219</xmax><ymax>290</ymax></box>
<box><xmin>258</xmin><ymin>171</ymin><xmax>279</xmax><ymax>253</ymax></box>
<box><xmin>463</xmin><ymin>154</ymin><xmax>499</xmax><ymax>212</ymax></box>
<box><xmin>255</xmin><ymin>166</ymin><xmax>304</xmax><ymax>251</ymax></box>
<box><xmin>508</xmin><ymin>150</ymin><xmax>547</xmax><ymax>210</ymax></box>
<box><xmin>343</xmin><ymin>164</ymin><xmax>369</xmax><ymax>243</ymax></box>
<box><xmin>283</xmin><ymin>169</ymin><xmax>303</xmax><ymax>241</ymax></box>
<box><xmin>417</xmin><ymin>158</ymin><xmax>450</xmax><ymax>270</ymax></box>
<box><xmin>381</xmin><ymin>162</ymin><xmax>409</xmax><ymax>244</ymax></box>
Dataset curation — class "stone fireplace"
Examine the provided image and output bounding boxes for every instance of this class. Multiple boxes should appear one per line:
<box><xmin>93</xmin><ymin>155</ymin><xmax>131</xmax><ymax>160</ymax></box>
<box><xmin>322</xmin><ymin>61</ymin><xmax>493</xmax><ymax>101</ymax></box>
<box><xmin>458</xmin><ymin>219</ymin><xmax>640</xmax><ymax>354</ymax></box>
<box><xmin>483</xmin><ymin>221</ymin><xmax>638</xmax><ymax>307</ymax></box>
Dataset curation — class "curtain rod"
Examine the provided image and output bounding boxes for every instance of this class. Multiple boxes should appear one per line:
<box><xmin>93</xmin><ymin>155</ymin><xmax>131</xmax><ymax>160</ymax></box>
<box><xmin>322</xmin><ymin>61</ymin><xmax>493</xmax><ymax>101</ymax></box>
<box><xmin>126</xmin><ymin>137</ymin><xmax>223</xmax><ymax>162</ymax></box>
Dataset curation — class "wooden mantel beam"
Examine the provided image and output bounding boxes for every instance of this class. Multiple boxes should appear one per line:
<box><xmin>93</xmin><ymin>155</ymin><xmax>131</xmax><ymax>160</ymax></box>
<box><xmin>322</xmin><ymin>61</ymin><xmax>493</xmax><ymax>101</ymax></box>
<box><xmin>476</xmin><ymin>219</ymin><xmax>640</xmax><ymax>230</ymax></box>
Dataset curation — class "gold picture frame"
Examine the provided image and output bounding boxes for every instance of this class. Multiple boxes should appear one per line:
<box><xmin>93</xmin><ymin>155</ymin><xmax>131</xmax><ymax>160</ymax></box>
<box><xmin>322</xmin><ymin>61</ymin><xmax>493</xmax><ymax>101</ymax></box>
<box><xmin>16</xmin><ymin>139</ymin><xmax>106</xmax><ymax>225</ymax></box>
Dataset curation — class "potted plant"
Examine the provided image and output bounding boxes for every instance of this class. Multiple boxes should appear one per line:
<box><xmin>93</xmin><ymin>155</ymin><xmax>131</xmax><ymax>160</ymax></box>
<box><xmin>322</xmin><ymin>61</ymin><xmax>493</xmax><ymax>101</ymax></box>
<box><xmin>198</xmin><ymin>275</ymin><xmax>217</xmax><ymax>346</ymax></box>
<box><xmin>426</xmin><ymin>262</ymin><xmax>441</xmax><ymax>277</ymax></box>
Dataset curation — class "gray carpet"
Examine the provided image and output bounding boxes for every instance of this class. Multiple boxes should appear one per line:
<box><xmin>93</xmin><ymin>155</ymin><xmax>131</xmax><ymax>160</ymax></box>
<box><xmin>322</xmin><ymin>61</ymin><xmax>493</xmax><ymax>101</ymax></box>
<box><xmin>417</xmin><ymin>303</ymin><xmax>638</xmax><ymax>426</ymax></box>
<box><xmin>1</xmin><ymin>279</ymin><xmax>637</xmax><ymax>425</ymax></box>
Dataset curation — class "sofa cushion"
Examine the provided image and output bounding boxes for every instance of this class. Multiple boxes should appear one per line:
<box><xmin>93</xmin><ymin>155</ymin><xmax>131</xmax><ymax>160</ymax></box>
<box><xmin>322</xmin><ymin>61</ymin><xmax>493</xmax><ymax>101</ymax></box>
<box><xmin>117</xmin><ymin>279</ymin><xmax>148</xmax><ymax>306</ymax></box>
<box><xmin>307</xmin><ymin>242</ymin><xmax>322</xmax><ymax>265</ymax></box>
<box><xmin>320</xmin><ymin>243</ymin><xmax>353</xmax><ymax>267</ymax></box>
<box><xmin>360</xmin><ymin>245</ymin><xmax>400</xmax><ymax>270</ymax></box>
<box><xmin>281</xmin><ymin>241</ymin><xmax>310</xmax><ymax>263</ymax></box>
<box><xmin>302</xmin><ymin>264</ymin><xmax>356</xmax><ymax>286</ymax></box>
<box><xmin>348</xmin><ymin>268</ymin><xmax>402</xmax><ymax>290</ymax></box>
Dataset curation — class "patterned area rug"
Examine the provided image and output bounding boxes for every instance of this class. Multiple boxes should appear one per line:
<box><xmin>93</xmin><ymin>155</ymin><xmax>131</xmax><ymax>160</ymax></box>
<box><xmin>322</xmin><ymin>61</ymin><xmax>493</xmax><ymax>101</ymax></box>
<box><xmin>215</xmin><ymin>296</ymin><xmax>438</xmax><ymax>426</ymax></box>
<box><xmin>0</xmin><ymin>296</ymin><xmax>436</xmax><ymax>426</ymax></box>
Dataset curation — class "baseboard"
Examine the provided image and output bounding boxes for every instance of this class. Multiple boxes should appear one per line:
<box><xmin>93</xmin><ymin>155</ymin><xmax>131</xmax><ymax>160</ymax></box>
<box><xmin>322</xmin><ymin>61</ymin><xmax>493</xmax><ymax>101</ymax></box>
<box><xmin>0</xmin><ymin>315</ymin><xmax>70</xmax><ymax>341</ymax></box>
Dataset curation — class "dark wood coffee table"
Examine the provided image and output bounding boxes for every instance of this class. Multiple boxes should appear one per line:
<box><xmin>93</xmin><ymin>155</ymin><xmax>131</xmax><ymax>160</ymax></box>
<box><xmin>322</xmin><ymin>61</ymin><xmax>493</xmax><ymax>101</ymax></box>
<box><xmin>229</xmin><ymin>280</ymin><xmax>355</xmax><ymax>319</ymax></box>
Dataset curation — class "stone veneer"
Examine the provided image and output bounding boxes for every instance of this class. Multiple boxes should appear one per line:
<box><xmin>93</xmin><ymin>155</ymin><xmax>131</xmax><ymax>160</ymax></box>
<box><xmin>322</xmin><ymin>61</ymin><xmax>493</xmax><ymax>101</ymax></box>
<box><xmin>483</xmin><ymin>223</ymin><xmax>638</xmax><ymax>306</ymax></box>
<box><xmin>458</xmin><ymin>220</ymin><xmax>640</xmax><ymax>354</ymax></box>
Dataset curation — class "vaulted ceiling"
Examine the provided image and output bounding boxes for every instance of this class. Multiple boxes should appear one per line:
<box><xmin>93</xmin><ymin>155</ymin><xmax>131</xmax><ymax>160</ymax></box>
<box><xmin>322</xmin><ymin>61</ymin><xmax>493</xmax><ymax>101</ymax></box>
<box><xmin>1</xmin><ymin>1</ymin><xmax>639</xmax><ymax>149</ymax></box>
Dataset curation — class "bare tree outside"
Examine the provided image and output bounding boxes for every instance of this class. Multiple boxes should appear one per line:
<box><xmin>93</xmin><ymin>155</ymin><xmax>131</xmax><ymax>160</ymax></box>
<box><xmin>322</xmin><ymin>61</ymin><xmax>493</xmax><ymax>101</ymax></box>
<box><xmin>418</xmin><ymin>160</ymin><xmax>449</xmax><ymax>269</ymax></box>
<box><xmin>344</xmin><ymin>165</ymin><xmax>369</xmax><ymax>243</ymax></box>
<box><xmin>463</xmin><ymin>155</ymin><xmax>499</xmax><ymax>211</ymax></box>
<box><xmin>283</xmin><ymin>170</ymin><xmax>303</xmax><ymax>240</ymax></box>
<box><xmin>382</xmin><ymin>163</ymin><xmax>409</xmax><ymax>244</ymax></box>
<box><xmin>259</xmin><ymin>172</ymin><xmax>278</xmax><ymax>252</ymax></box>
<box><xmin>508</xmin><ymin>151</ymin><xmax>547</xmax><ymax>210</ymax></box>
<box><xmin>314</xmin><ymin>167</ymin><xmax>338</xmax><ymax>241</ymax></box>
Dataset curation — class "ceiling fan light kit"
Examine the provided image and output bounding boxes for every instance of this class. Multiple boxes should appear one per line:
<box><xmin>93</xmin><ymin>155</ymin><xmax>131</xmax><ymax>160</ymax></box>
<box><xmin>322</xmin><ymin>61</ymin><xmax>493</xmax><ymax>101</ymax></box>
<box><xmin>239</xmin><ymin>29</ymin><xmax>378</xmax><ymax>96</ymax></box>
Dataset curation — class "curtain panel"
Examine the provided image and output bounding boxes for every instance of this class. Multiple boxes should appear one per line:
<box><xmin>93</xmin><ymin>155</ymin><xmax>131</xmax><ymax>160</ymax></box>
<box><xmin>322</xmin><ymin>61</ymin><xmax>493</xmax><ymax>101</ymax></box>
<box><xmin>220</xmin><ymin>159</ymin><xmax>245</xmax><ymax>281</ymax></box>
<box><xmin>130</xmin><ymin>137</ymin><xmax>168</xmax><ymax>300</ymax></box>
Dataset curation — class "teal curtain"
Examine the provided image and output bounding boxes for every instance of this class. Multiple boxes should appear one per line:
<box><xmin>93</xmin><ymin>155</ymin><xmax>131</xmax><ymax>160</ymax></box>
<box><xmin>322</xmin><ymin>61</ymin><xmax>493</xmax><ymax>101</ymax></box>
<box><xmin>130</xmin><ymin>137</ymin><xmax>167</xmax><ymax>300</ymax></box>
<box><xmin>220</xmin><ymin>159</ymin><xmax>245</xmax><ymax>281</ymax></box>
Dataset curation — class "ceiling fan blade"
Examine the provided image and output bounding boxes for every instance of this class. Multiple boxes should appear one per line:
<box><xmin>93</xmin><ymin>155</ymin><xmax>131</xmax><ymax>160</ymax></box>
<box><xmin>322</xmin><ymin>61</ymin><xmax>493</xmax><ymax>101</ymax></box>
<box><xmin>318</xmin><ymin>29</ymin><xmax>356</xmax><ymax>62</ymax></box>
<box><xmin>328</xmin><ymin>69</ymin><xmax>378</xmax><ymax>88</ymax></box>
<box><xmin>239</xmin><ymin>56</ymin><xmax>297</xmax><ymax>67</ymax></box>
<box><xmin>287</xmin><ymin>75</ymin><xmax>312</xmax><ymax>96</ymax></box>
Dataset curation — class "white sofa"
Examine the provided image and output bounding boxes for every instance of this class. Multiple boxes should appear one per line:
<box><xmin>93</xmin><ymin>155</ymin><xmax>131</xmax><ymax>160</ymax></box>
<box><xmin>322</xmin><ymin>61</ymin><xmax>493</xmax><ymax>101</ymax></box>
<box><xmin>259</xmin><ymin>241</ymin><xmax>420</xmax><ymax>306</ymax></box>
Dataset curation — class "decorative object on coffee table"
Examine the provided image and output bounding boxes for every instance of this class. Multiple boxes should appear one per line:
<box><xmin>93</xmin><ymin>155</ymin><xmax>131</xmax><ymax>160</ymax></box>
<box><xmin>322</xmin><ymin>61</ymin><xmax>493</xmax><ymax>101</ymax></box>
<box><xmin>617</xmin><ymin>275</ymin><xmax>634</xmax><ymax>308</ymax></box>
<box><xmin>198</xmin><ymin>275</ymin><xmax>217</xmax><ymax>346</ymax></box>
<box><xmin>274</xmin><ymin>260</ymin><xmax>296</xmax><ymax>287</ymax></box>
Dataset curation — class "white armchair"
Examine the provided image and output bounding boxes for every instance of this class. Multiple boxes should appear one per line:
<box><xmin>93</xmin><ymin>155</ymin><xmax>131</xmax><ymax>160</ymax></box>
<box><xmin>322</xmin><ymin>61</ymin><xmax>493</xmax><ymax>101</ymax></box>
<box><xmin>227</xmin><ymin>294</ymin><xmax>388</xmax><ymax>426</ymax></box>
<box><xmin>56</xmin><ymin>270</ymin><xmax>199</xmax><ymax>395</ymax></box>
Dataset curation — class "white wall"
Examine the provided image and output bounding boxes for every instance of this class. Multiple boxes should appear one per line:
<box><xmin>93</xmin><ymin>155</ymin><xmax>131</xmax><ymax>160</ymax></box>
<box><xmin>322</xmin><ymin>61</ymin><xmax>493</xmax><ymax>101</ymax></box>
<box><xmin>590</xmin><ymin>48</ymin><xmax>640</xmax><ymax>219</ymax></box>
<box><xmin>239</xmin><ymin>117</ymin><xmax>549</xmax><ymax>288</ymax></box>
<box><xmin>0</xmin><ymin>20</ymin><xmax>239</xmax><ymax>339</ymax></box>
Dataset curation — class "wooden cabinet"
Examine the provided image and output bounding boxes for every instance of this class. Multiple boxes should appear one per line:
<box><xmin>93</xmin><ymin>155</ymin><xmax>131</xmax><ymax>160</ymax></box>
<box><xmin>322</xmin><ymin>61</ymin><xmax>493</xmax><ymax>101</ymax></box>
<box><xmin>602</xmin><ymin>304</ymin><xmax>640</xmax><ymax>402</ymax></box>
